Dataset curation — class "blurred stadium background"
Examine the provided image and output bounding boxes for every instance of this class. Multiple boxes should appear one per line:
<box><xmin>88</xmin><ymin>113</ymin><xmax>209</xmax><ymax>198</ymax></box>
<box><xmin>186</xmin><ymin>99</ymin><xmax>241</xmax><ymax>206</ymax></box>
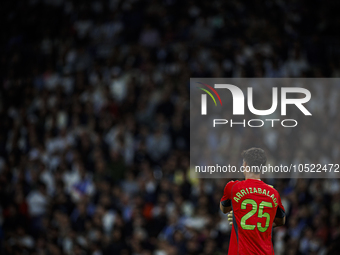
<box><xmin>1</xmin><ymin>0</ymin><xmax>340</xmax><ymax>254</ymax></box>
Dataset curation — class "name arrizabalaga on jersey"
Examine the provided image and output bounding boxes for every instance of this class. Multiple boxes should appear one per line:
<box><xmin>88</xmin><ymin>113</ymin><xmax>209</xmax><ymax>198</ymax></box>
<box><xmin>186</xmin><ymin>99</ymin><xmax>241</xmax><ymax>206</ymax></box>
<box><xmin>233</xmin><ymin>186</ymin><xmax>278</xmax><ymax>207</ymax></box>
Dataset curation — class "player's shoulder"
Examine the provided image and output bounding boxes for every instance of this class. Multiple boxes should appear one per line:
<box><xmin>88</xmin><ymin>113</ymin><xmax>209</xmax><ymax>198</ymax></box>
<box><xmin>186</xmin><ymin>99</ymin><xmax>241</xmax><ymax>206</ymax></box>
<box><xmin>258</xmin><ymin>180</ymin><xmax>280</xmax><ymax>194</ymax></box>
<box><xmin>224</xmin><ymin>180</ymin><xmax>240</xmax><ymax>192</ymax></box>
<box><xmin>225</xmin><ymin>180</ymin><xmax>240</xmax><ymax>188</ymax></box>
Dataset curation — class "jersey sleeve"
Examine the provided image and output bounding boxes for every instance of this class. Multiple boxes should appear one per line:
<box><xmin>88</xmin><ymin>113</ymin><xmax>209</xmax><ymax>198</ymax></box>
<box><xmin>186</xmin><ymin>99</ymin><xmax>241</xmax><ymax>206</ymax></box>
<box><xmin>220</xmin><ymin>181</ymin><xmax>238</xmax><ymax>207</ymax></box>
<box><xmin>275</xmin><ymin>192</ymin><xmax>286</xmax><ymax>218</ymax></box>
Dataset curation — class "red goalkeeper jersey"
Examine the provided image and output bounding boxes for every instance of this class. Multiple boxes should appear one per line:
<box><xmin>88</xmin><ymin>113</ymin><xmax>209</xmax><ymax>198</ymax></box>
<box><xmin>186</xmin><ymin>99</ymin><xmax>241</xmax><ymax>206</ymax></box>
<box><xmin>220</xmin><ymin>179</ymin><xmax>285</xmax><ymax>255</ymax></box>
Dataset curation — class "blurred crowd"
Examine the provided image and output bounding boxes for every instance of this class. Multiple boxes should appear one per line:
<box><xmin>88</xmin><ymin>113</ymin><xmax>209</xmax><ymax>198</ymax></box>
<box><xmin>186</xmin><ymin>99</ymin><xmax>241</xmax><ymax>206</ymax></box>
<box><xmin>1</xmin><ymin>0</ymin><xmax>340</xmax><ymax>254</ymax></box>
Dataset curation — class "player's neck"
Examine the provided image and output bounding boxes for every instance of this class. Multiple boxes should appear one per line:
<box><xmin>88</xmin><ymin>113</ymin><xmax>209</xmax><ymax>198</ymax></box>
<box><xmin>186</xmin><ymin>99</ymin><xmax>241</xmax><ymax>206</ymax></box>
<box><xmin>245</xmin><ymin>173</ymin><xmax>261</xmax><ymax>180</ymax></box>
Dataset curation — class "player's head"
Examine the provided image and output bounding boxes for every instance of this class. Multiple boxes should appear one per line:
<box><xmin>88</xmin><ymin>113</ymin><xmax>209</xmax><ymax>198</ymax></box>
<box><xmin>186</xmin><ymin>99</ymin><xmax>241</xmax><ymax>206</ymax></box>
<box><xmin>241</xmin><ymin>147</ymin><xmax>266</xmax><ymax>177</ymax></box>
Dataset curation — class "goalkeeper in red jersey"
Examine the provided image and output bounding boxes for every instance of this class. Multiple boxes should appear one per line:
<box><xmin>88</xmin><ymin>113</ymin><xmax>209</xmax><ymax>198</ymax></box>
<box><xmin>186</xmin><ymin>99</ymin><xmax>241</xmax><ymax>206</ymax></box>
<box><xmin>220</xmin><ymin>148</ymin><xmax>286</xmax><ymax>255</ymax></box>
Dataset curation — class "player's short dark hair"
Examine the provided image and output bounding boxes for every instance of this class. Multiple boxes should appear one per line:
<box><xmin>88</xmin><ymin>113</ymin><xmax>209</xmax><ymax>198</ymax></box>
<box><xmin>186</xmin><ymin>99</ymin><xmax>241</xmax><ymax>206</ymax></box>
<box><xmin>241</xmin><ymin>147</ymin><xmax>266</xmax><ymax>167</ymax></box>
